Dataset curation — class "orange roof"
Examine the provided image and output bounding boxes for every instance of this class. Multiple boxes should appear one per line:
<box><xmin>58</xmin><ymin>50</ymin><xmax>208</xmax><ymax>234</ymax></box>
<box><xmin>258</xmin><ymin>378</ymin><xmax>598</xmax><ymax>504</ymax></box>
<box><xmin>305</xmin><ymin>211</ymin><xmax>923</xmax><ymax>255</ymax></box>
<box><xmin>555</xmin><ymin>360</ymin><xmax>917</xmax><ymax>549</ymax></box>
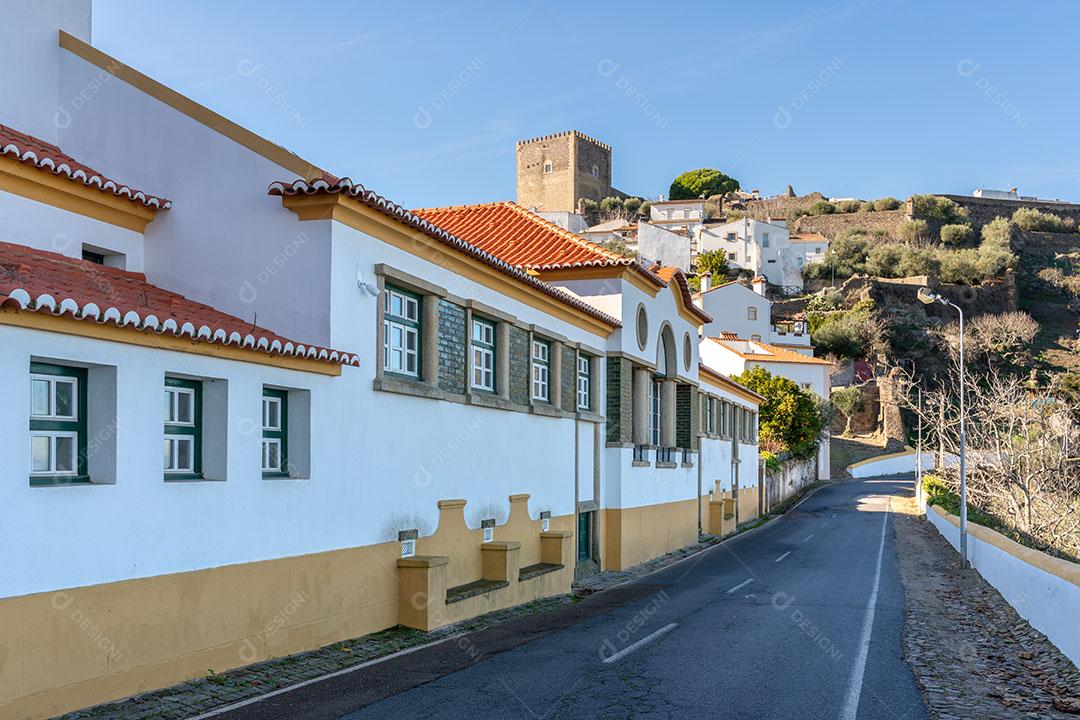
<box><xmin>705</xmin><ymin>336</ymin><xmax>833</xmax><ymax>365</ymax></box>
<box><xmin>413</xmin><ymin>201</ymin><xmax>659</xmax><ymax>277</ymax></box>
<box><xmin>647</xmin><ymin>264</ymin><xmax>711</xmax><ymax>323</ymax></box>
<box><xmin>268</xmin><ymin>182</ymin><xmax>619</xmax><ymax>329</ymax></box>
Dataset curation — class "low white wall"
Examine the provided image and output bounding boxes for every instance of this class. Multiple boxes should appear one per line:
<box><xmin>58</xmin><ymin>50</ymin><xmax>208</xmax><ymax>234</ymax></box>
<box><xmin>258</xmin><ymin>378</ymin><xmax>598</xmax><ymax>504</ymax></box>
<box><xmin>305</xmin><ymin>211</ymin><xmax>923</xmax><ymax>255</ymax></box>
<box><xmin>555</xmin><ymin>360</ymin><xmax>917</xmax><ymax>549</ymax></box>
<box><xmin>848</xmin><ymin>448</ymin><xmax>935</xmax><ymax>478</ymax></box>
<box><xmin>927</xmin><ymin>505</ymin><xmax>1080</xmax><ymax>666</ymax></box>
<box><xmin>764</xmin><ymin>456</ymin><xmax>816</xmax><ymax>509</ymax></box>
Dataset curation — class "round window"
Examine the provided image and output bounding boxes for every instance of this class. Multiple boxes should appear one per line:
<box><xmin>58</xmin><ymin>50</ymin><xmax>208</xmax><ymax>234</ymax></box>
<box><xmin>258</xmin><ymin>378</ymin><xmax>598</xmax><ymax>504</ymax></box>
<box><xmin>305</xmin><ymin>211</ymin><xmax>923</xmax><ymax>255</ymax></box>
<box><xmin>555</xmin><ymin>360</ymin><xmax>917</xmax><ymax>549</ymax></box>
<box><xmin>636</xmin><ymin>304</ymin><xmax>648</xmax><ymax>350</ymax></box>
<box><xmin>683</xmin><ymin>332</ymin><xmax>693</xmax><ymax>370</ymax></box>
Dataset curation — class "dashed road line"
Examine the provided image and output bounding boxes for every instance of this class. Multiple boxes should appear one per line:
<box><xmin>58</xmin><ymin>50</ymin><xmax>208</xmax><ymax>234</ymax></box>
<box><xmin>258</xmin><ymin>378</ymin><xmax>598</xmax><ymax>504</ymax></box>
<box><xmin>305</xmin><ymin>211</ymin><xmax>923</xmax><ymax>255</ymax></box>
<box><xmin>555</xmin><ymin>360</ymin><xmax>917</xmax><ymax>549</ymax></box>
<box><xmin>726</xmin><ymin>578</ymin><xmax>754</xmax><ymax>594</ymax></box>
<box><xmin>601</xmin><ymin>623</ymin><xmax>679</xmax><ymax>665</ymax></box>
<box><xmin>775</xmin><ymin>551</ymin><xmax>792</xmax><ymax>563</ymax></box>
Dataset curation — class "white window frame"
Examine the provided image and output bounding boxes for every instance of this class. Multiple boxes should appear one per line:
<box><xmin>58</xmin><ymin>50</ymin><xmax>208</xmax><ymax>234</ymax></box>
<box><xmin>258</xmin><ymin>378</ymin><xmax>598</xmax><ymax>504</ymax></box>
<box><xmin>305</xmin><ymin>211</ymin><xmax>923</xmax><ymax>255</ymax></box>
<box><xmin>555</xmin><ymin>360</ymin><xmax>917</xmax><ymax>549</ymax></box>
<box><xmin>163</xmin><ymin>436</ymin><xmax>195</xmax><ymax>473</ymax></box>
<box><xmin>531</xmin><ymin>339</ymin><xmax>550</xmax><ymax>402</ymax></box>
<box><xmin>748</xmin><ymin>306</ymin><xmax>758</xmax><ymax>321</ymax></box>
<box><xmin>706</xmin><ymin>397</ymin><xmax>714</xmax><ymax>435</ymax></box>
<box><xmin>471</xmin><ymin>319</ymin><xmax>495</xmax><ymax>392</ymax></box>
<box><xmin>261</xmin><ymin>437</ymin><xmax>282</xmax><ymax>472</ymax></box>
<box><xmin>383</xmin><ymin>287</ymin><xmax>420</xmax><ymax>377</ymax></box>
<box><xmin>648</xmin><ymin>379</ymin><xmax>661</xmax><ymax>446</ymax></box>
<box><xmin>576</xmin><ymin>355</ymin><xmax>591</xmax><ymax>410</ymax></box>
<box><xmin>262</xmin><ymin>396</ymin><xmax>282</xmax><ymax>431</ymax></box>
<box><xmin>165</xmin><ymin>386</ymin><xmax>195</xmax><ymax>426</ymax></box>
<box><xmin>30</xmin><ymin>430</ymin><xmax>79</xmax><ymax>476</ymax></box>
<box><xmin>30</xmin><ymin>373</ymin><xmax>78</xmax><ymax>420</ymax></box>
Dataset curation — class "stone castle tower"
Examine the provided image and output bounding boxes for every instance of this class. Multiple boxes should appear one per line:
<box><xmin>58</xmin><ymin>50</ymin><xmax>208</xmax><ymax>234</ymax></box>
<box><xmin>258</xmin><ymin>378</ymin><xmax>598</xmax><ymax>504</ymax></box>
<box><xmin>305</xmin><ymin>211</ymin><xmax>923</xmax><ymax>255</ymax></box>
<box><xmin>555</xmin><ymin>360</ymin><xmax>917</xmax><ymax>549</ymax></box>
<box><xmin>515</xmin><ymin>130</ymin><xmax>618</xmax><ymax>213</ymax></box>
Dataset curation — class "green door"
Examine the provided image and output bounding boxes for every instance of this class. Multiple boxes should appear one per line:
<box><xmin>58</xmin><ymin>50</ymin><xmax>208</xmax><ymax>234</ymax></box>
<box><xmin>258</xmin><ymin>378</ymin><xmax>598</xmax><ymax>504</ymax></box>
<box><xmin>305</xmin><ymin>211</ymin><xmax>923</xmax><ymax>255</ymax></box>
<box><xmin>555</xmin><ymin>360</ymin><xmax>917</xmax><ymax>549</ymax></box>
<box><xmin>577</xmin><ymin>511</ymin><xmax>592</xmax><ymax>560</ymax></box>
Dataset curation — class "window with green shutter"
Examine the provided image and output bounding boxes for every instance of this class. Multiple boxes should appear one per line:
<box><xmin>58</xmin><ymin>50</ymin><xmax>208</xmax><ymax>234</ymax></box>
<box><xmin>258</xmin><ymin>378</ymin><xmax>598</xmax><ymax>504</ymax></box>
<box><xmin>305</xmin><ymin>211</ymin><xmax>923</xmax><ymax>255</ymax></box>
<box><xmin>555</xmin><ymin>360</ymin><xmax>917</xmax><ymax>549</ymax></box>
<box><xmin>164</xmin><ymin>377</ymin><xmax>202</xmax><ymax>480</ymax></box>
<box><xmin>262</xmin><ymin>388</ymin><xmax>288</xmax><ymax>477</ymax></box>
<box><xmin>383</xmin><ymin>286</ymin><xmax>420</xmax><ymax>378</ymax></box>
<box><xmin>29</xmin><ymin>362</ymin><xmax>88</xmax><ymax>485</ymax></box>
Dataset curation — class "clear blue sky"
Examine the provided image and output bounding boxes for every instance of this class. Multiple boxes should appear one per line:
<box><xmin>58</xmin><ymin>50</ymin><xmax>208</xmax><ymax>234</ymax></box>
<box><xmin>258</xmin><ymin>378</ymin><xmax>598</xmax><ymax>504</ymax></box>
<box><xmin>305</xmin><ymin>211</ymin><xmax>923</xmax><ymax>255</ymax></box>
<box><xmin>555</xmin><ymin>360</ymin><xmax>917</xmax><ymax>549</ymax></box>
<box><xmin>93</xmin><ymin>0</ymin><xmax>1080</xmax><ymax>208</ymax></box>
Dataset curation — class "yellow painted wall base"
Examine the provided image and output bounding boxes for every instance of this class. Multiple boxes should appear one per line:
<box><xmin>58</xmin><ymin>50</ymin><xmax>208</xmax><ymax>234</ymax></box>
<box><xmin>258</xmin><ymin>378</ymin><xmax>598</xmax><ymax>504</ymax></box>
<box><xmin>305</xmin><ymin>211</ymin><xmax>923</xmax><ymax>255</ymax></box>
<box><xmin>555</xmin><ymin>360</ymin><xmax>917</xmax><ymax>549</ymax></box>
<box><xmin>602</xmin><ymin>499</ymin><xmax>699</xmax><ymax>571</ymax></box>
<box><xmin>0</xmin><ymin>495</ymin><xmax>575</xmax><ymax>720</ymax></box>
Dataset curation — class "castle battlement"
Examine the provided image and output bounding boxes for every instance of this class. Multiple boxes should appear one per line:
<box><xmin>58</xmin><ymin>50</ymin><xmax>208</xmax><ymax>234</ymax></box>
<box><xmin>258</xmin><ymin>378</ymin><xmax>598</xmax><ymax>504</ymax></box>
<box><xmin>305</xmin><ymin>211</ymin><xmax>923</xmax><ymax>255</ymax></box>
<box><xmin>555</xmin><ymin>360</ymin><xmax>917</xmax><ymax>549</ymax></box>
<box><xmin>516</xmin><ymin>129</ymin><xmax>612</xmax><ymax>153</ymax></box>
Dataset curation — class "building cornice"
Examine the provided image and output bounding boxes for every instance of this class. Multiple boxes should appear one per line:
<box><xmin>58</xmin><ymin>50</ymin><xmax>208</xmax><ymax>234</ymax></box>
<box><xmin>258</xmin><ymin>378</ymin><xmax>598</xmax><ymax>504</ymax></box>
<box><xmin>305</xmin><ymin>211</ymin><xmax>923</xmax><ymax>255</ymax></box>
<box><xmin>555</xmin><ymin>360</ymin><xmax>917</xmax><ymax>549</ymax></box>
<box><xmin>0</xmin><ymin>154</ymin><xmax>158</xmax><ymax>232</ymax></box>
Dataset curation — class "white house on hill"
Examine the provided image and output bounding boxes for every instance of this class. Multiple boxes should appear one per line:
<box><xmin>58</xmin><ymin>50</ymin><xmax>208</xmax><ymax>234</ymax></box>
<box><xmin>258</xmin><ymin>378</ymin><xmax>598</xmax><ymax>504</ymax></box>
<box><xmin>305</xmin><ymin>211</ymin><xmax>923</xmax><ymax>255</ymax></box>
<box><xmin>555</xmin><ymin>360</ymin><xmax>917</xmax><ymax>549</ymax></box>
<box><xmin>697</xmin><ymin>218</ymin><xmax>828</xmax><ymax>292</ymax></box>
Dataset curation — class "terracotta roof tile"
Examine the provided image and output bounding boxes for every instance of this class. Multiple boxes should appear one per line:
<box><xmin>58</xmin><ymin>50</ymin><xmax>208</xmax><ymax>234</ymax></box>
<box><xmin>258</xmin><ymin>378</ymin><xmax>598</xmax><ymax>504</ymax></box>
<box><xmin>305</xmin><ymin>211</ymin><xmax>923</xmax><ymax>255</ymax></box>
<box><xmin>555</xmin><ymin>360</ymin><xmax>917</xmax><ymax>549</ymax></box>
<box><xmin>0</xmin><ymin>241</ymin><xmax>356</xmax><ymax>365</ymax></box>
<box><xmin>646</xmin><ymin>263</ymin><xmax>712</xmax><ymax>323</ymax></box>
<box><xmin>413</xmin><ymin>201</ymin><xmax>662</xmax><ymax>280</ymax></box>
<box><xmin>0</xmin><ymin>125</ymin><xmax>171</xmax><ymax>209</ymax></box>
<box><xmin>706</xmin><ymin>335</ymin><xmax>832</xmax><ymax>365</ymax></box>
<box><xmin>267</xmin><ymin>181</ymin><xmax>620</xmax><ymax>329</ymax></box>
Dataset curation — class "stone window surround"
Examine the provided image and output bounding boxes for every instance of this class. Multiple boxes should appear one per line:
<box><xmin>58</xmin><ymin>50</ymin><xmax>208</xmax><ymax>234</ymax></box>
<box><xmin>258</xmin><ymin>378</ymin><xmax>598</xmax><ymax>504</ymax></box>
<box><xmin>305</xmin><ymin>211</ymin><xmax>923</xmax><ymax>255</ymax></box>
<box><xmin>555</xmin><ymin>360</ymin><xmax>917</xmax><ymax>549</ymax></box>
<box><xmin>619</xmin><ymin>354</ymin><xmax>696</xmax><ymax>469</ymax></box>
<box><xmin>371</xmin><ymin>264</ymin><xmax>605</xmax><ymax>424</ymax></box>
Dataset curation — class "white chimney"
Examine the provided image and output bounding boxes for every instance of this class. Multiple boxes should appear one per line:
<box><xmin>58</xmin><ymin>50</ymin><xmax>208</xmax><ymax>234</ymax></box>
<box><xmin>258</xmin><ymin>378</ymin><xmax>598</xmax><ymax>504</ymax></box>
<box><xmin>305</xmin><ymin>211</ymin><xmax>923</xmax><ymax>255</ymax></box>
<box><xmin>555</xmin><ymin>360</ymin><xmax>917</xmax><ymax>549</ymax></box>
<box><xmin>700</xmin><ymin>272</ymin><xmax>711</xmax><ymax>293</ymax></box>
<box><xmin>752</xmin><ymin>276</ymin><xmax>767</xmax><ymax>296</ymax></box>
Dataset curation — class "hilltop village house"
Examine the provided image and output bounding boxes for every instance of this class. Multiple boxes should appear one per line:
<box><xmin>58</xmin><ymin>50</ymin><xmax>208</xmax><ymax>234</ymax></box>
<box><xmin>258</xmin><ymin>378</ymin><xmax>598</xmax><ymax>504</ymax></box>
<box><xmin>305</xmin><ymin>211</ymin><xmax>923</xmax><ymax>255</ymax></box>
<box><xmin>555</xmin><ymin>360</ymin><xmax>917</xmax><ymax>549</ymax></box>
<box><xmin>696</xmin><ymin>281</ymin><xmax>832</xmax><ymax>479</ymax></box>
<box><xmin>0</xmin><ymin>6</ymin><xmax>761</xmax><ymax>718</ymax></box>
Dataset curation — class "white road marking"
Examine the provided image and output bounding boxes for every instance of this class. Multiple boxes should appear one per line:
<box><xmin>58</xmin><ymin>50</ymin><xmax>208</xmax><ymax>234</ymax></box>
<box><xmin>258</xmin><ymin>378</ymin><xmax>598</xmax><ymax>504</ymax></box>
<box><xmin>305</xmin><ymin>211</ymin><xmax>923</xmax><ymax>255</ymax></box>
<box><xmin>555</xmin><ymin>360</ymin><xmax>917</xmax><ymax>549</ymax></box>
<box><xmin>601</xmin><ymin>623</ymin><xmax>679</xmax><ymax>665</ymax></box>
<box><xmin>775</xmin><ymin>551</ymin><xmax>792</xmax><ymax>563</ymax></box>
<box><xmin>726</xmin><ymin>578</ymin><xmax>754</xmax><ymax>594</ymax></box>
<box><xmin>839</xmin><ymin>502</ymin><xmax>890</xmax><ymax>720</ymax></box>
<box><xmin>803</xmin><ymin>534</ymin><xmax>814</xmax><ymax>542</ymax></box>
<box><xmin>187</xmin><ymin>630</ymin><xmax>469</xmax><ymax>719</ymax></box>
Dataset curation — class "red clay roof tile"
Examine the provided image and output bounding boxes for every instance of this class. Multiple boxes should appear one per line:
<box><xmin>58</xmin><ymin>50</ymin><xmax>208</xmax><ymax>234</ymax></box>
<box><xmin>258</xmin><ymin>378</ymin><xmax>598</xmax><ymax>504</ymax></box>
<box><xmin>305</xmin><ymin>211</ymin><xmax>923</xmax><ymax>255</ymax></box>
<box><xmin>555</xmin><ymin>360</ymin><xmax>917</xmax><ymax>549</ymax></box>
<box><xmin>0</xmin><ymin>125</ymin><xmax>171</xmax><ymax>209</ymax></box>
<box><xmin>0</xmin><ymin>240</ymin><xmax>356</xmax><ymax>365</ymax></box>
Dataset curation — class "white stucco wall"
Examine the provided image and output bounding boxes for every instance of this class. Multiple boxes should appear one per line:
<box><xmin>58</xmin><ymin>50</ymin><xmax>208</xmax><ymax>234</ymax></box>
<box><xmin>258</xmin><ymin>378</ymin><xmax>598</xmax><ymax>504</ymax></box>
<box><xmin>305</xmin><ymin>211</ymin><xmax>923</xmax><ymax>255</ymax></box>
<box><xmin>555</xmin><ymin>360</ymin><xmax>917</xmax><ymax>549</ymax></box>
<box><xmin>0</xmin><ymin>0</ymin><xmax>91</xmax><ymax>143</ymax></box>
<box><xmin>848</xmin><ymin>448</ymin><xmax>935</xmax><ymax>478</ymax></box>
<box><xmin>0</xmin><ymin>191</ymin><xmax>145</xmax><ymax>271</ymax></box>
<box><xmin>636</xmin><ymin>222</ymin><xmax>691</xmax><ymax>272</ymax></box>
<box><xmin>55</xmin><ymin>50</ymin><xmax>335</xmax><ymax>346</ymax></box>
<box><xmin>700</xmin><ymin>282</ymin><xmax>772</xmax><ymax>339</ymax></box>
<box><xmin>927</xmin><ymin>506</ymin><xmax>1080</xmax><ymax>666</ymax></box>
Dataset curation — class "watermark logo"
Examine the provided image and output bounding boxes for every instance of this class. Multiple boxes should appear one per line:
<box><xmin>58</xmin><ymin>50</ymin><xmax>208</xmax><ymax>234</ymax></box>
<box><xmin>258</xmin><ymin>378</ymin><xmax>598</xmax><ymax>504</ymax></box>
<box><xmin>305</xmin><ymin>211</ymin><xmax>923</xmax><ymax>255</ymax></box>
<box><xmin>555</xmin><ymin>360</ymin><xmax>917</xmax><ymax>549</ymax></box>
<box><xmin>956</xmin><ymin>58</ymin><xmax>1027</xmax><ymax>129</ymax></box>
<box><xmin>774</xmin><ymin>58</ymin><xmax>844</xmax><ymax>130</ymax></box>
<box><xmin>414</xmin><ymin>58</ymin><xmax>485</xmax><ymax>129</ymax></box>
<box><xmin>597</xmin><ymin>59</ymin><xmax>668</xmax><ymax>129</ymax></box>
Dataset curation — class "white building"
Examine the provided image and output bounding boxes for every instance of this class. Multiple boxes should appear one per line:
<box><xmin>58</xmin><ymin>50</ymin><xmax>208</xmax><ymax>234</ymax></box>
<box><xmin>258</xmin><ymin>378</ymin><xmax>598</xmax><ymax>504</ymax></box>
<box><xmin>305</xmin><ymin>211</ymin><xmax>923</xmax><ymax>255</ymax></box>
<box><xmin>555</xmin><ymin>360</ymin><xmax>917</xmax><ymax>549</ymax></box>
<box><xmin>696</xmin><ymin>281</ymin><xmax>831</xmax><ymax>479</ymax></box>
<box><xmin>699</xmin><ymin>336</ymin><xmax>831</xmax><ymax>480</ymax></box>
<box><xmin>0</xmin><ymin>10</ymin><xmax>762</xmax><ymax>717</ymax></box>
<box><xmin>697</xmin><ymin>218</ymin><xmax>829</xmax><ymax>291</ymax></box>
<box><xmin>697</xmin><ymin>278</ymin><xmax>811</xmax><ymax>350</ymax></box>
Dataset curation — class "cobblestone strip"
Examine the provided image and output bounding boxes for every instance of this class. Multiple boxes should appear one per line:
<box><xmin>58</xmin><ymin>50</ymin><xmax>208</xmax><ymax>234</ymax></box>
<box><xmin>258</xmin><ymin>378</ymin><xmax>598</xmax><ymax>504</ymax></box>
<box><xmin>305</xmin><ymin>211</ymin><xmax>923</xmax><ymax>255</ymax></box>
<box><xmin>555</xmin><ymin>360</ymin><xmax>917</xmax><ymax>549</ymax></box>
<box><xmin>893</xmin><ymin>497</ymin><xmax>1080</xmax><ymax>718</ymax></box>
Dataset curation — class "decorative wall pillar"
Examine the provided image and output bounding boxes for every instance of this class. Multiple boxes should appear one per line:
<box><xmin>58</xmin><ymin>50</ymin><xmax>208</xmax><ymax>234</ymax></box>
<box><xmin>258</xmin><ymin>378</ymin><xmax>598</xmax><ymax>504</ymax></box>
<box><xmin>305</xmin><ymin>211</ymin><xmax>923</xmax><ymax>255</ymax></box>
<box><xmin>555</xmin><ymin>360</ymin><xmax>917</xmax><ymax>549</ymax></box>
<box><xmin>632</xmin><ymin>367</ymin><xmax>649</xmax><ymax>445</ymax></box>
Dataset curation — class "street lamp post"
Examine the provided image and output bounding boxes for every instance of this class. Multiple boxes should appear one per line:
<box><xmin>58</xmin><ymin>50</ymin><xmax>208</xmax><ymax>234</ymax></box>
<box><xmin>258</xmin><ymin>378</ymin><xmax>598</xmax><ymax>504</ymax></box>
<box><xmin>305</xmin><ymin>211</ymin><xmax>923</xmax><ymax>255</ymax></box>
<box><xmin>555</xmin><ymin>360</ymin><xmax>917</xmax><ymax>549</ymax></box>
<box><xmin>918</xmin><ymin>287</ymin><xmax>968</xmax><ymax>567</ymax></box>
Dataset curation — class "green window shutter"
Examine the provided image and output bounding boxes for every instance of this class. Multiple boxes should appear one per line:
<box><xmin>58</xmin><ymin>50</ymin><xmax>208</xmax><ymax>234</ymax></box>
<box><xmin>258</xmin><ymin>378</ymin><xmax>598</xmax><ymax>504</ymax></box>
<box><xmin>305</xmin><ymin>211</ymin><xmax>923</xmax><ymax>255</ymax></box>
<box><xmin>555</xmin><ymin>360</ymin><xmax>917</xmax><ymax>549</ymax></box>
<box><xmin>29</xmin><ymin>362</ymin><xmax>89</xmax><ymax>486</ymax></box>
<box><xmin>262</xmin><ymin>388</ymin><xmax>289</xmax><ymax>477</ymax></box>
<box><xmin>164</xmin><ymin>377</ymin><xmax>202</xmax><ymax>480</ymax></box>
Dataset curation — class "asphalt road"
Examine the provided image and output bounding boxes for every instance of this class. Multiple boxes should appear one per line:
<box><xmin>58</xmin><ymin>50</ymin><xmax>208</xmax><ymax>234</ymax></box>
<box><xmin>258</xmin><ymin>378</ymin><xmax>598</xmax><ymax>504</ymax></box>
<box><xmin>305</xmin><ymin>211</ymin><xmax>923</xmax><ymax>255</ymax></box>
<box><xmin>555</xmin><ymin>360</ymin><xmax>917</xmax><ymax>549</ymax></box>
<box><xmin>209</xmin><ymin>478</ymin><xmax>928</xmax><ymax>720</ymax></box>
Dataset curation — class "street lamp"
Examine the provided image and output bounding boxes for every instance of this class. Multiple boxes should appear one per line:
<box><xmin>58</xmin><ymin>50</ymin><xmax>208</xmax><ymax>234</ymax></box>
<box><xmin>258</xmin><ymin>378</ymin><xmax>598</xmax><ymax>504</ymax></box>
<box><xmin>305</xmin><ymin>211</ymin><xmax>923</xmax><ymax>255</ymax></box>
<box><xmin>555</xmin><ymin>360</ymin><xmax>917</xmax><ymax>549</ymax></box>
<box><xmin>917</xmin><ymin>286</ymin><xmax>968</xmax><ymax>567</ymax></box>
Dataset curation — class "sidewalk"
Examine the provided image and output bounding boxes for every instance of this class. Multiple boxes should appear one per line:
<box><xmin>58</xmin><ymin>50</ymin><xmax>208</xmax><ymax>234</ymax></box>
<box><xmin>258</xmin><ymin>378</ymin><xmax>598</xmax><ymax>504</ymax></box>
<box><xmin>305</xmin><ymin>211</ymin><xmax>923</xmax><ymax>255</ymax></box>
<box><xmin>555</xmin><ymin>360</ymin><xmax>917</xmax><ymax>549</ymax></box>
<box><xmin>893</xmin><ymin>496</ymin><xmax>1080</xmax><ymax>718</ymax></box>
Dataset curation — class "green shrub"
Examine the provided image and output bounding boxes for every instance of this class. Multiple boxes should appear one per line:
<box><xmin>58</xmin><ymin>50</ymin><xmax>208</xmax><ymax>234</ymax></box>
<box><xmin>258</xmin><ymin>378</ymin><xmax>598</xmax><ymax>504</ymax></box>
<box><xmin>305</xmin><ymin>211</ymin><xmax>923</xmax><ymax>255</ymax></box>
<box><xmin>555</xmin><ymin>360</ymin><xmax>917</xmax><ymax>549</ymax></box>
<box><xmin>975</xmin><ymin>245</ymin><xmax>1016</xmax><ymax>278</ymax></box>
<box><xmin>802</xmin><ymin>261</ymin><xmax>828</xmax><ymax>280</ymax></box>
<box><xmin>865</xmin><ymin>243</ymin><xmax>905</xmax><ymax>277</ymax></box>
<box><xmin>809</xmin><ymin>200</ymin><xmax>838</xmax><ymax>215</ymax></box>
<box><xmin>981</xmin><ymin>217</ymin><xmax>1015</xmax><ymax>249</ymax></box>
<box><xmin>873</xmin><ymin>197</ymin><xmax>901</xmax><ymax>211</ymax></box>
<box><xmin>910</xmin><ymin>194</ymin><xmax>970</xmax><ymax>224</ymax></box>
<box><xmin>813</xmin><ymin>316</ymin><xmax>868</xmax><ymax>359</ymax></box>
<box><xmin>837</xmin><ymin>200</ymin><xmax>862</xmax><ymax>213</ymax></box>
<box><xmin>622</xmin><ymin>197</ymin><xmax>642</xmax><ymax>216</ymax></box>
<box><xmin>939</xmin><ymin>223</ymin><xmax>974</xmax><ymax>246</ymax></box>
<box><xmin>859</xmin><ymin>201</ymin><xmax>875</xmax><ymax>212</ymax></box>
<box><xmin>806</xmin><ymin>288</ymin><xmax>843</xmax><ymax>312</ymax></box>
<box><xmin>938</xmin><ymin>248</ymin><xmax>982</xmax><ymax>284</ymax></box>
<box><xmin>824</xmin><ymin>231</ymin><xmax>870</xmax><ymax>276</ymax></box>
<box><xmin>735</xmin><ymin>366</ymin><xmax>825</xmax><ymax>459</ymax></box>
<box><xmin>1011</xmin><ymin>207</ymin><xmax>1075</xmax><ymax>233</ymax></box>
<box><xmin>897</xmin><ymin>218</ymin><xmax>930</xmax><ymax>243</ymax></box>
<box><xmin>898</xmin><ymin>246</ymin><xmax>940</xmax><ymax>277</ymax></box>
